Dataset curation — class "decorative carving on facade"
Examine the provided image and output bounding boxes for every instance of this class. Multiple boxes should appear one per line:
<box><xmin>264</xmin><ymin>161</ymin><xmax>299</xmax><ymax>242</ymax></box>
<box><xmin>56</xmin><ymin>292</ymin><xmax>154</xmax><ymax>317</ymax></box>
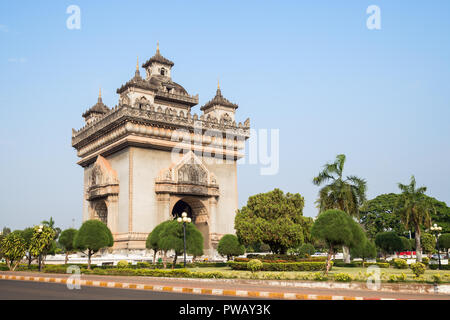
<box><xmin>86</xmin><ymin>155</ymin><xmax>119</xmax><ymax>200</ymax></box>
<box><xmin>155</xmin><ymin>151</ymin><xmax>219</xmax><ymax>197</ymax></box>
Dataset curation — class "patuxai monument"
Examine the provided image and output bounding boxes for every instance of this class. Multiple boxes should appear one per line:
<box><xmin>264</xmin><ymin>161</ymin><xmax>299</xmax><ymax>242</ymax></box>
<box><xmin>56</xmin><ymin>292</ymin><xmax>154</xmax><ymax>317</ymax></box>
<box><xmin>71</xmin><ymin>44</ymin><xmax>250</xmax><ymax>256</ymax></box>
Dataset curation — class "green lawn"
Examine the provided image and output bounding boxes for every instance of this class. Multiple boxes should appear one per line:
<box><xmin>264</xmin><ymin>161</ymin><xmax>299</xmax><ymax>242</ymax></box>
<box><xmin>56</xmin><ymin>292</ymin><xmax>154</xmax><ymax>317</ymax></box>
<box><xmin>187</xmin><ymin>266</ymin><xmax>450</xmax><ymax>283</ymax></box>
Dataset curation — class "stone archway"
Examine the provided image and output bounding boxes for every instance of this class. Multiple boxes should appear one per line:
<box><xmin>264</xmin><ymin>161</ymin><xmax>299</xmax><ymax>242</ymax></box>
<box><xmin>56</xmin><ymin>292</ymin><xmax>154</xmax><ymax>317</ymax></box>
<box><xmin>171</xmin><ymin>197</ymin><xmax>210</xmax><ymax>253</ymax></box>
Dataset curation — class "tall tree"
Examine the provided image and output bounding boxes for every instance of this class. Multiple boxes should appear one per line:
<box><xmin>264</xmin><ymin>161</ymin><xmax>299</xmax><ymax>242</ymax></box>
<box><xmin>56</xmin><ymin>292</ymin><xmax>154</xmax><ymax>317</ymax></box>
<box><xmin>42</xmin><ymin>217</ymin><xmax>62</xmax><ymax>239</ymax></box>
<box><xmin>29</xmin><ymin>225</ymin><xmax>56</xmax><ymax>271</ymax></box>
<box><xmin>313</xmin><ymin>154</ymin><xmax>367</xmax><ymax>262</ymax></box>
<box><xmin>359</xmin><ymin>193</ymin><xmax>408</xmax><ymax>239</ymax></box>
<box><xmin>360</xmin><ymin>193</ymin><xmax>450</xmax><ymax>239</ymax></box>
<box><xmin>396</xmin><ymin>176</ymin><xmax>432</xmax><ymax>262</ymax></box>
<box><xmin>235</xmin><ymin>189</ymin><xmax>308</xmax><ymax>254</ymax></box>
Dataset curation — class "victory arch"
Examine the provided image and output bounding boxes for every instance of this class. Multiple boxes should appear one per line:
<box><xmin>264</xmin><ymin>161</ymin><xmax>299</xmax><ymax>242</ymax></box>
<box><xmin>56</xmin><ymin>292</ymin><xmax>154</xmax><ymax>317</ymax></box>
<box><xmin>71</xmin><ymin>45</ymin><xmax>250</xmax><ymax>256</ymax></box>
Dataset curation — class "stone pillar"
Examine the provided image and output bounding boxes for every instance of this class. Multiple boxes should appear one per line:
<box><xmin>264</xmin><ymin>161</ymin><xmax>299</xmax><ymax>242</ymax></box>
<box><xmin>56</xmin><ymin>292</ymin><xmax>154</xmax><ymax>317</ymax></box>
<box><xmin>106</xmin><ymin>195</ymin><xmax>119</xmax><ymax>233</ymax></box>
<box><xmin>156</xmin><ymin>193</ymin><xmax>171</xmax><ymax>224</ymax></box>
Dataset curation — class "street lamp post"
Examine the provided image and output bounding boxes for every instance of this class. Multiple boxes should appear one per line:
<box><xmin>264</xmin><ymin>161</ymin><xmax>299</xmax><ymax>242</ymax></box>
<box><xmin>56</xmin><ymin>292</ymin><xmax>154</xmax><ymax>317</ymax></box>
<box><xmin>430</xmin><ymin>223</ymin><xmax>442</xmax><ymax>270</ymax></box>
<box><xmin>37</xmin><ymin>225</ymin><xmax>43</xmax><ymax>272</ymax></box>
<box><xmin>177</xmin><ymin>212</ymin><xmax>191</xmax><ymax>268</ymax></box>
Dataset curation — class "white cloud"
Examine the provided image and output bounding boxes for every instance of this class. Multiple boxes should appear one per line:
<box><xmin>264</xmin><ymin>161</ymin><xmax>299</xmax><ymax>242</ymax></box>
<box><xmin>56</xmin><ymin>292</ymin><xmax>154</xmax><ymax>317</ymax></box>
<box><xmin>8</xmin><ymin>57</ymin><xmax>27</xmax><ymax>63</ymax></box>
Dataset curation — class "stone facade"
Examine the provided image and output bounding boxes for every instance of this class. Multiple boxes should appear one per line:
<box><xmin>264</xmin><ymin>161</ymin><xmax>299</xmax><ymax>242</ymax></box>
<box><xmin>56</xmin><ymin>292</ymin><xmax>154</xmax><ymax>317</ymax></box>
<box><xmin>72</xmin><ymin>45</ymin><xmax>250</xmax><ymax>256</ymax></box>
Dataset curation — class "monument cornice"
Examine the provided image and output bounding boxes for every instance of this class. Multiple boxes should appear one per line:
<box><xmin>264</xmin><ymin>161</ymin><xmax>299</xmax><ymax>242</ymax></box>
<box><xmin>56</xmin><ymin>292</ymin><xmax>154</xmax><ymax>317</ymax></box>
<box><xmin>76</xmin><ymin>134</ymin><xmax>245</xmax><ymax>167</ymax></box>
<box><xmin>72</xmin><ymin>105</ymin><xmax>250</xmax><ymax>149</ymax></box>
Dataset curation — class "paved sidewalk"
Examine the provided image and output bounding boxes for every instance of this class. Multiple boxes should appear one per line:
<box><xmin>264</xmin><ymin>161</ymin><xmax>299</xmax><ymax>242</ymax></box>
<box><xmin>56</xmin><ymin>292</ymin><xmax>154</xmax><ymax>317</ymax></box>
<box><xmin>1</xmin><ymin>271</ymin><xmax>449</xmax><ymax>300</ymax></box>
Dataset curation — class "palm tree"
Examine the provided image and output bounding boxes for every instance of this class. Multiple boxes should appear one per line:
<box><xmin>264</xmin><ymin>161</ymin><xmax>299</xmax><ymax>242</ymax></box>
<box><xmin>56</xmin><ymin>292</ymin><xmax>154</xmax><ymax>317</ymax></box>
<box><xmin>313</xmin><ymin>154</ymin><xmax>367</xmax><ymax>262</ymax></box>
<box><xmin>42</xmin><ymin>217</ymin><xmax>61</xmax><ymax>239</ymax></box>
<box><xmin>396</xmin><ymin>176</ymin><xmax>432</xmax><ymax>262</ymax></box>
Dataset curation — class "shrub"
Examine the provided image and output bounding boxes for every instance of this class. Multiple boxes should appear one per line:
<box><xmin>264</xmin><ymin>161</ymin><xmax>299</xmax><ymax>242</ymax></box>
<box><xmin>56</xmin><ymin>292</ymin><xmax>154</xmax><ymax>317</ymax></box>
<box><xmin>136</xmin><ymin>262</ymin><xmax>151</xmax><ymax>268</ymax></box>
<box><xmin>393</xmin><ymin>258</ymin><xmax>408</xmax><ymax>269</ymax></box>
<box><xmin>247</xmin><ymin>259</ymin><xmax>263</xmax><ymax>273</ymax></box>
<box><xmin>388</xmin><ymin>273</ymin><xmax>407</xmax><ymax>283</ymax></box>
<box><xmin>334</xmin><ymin>273</ymin><xmax>352</xmax><ymax>282</ymax></box>
<box><xmin>432</xmin><ymin>273</ymin><xmax>442</xmax><ymax>284</ymax></box>
<box><xmin>117</xmin><ymin>260</ymin><xmax>129</xmax><ymax>268</ymax></box>
<box><xmin>410</xmin><ymin>262</ymin><xmax>426</xmax><ymax>277</ymax></box>
<box><xmin>227</xmin><ymin>261</ymin><xmax>330</xmax><ymax>272</ymax></box>
<box><xmin>363</xmin><ymin>262</ymin><xmax>390</xmax><ymax>268</ymax></box>
<box><xmin>421</xmin><ymin>257</ymin><xmax>429</xmax><ymax>266</ymax></box>
<box><xmin>311</xmin><ymin>272</ymin><xmax>328</xmax><ymax>281</ymax></box>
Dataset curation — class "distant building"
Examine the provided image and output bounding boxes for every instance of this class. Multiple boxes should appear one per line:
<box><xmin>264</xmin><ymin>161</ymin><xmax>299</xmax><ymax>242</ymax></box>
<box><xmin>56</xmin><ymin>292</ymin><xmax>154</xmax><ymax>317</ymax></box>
<box><xmin>72</xmin><ymin>44</ymin><xmax>250</xmax><ymax>256</ymax></box>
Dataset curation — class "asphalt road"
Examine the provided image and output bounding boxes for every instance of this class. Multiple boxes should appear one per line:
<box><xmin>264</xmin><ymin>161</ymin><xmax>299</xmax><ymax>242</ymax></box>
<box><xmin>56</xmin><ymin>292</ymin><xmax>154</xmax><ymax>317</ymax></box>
<box><xmin>0</xmin><ymin>279</ymin><xmax>259</xmax><ymax>300</ymax></box>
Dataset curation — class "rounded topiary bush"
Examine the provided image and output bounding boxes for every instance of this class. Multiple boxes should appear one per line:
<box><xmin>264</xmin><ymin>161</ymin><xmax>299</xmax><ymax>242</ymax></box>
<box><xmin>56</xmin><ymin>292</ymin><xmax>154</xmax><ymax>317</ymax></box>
<box><xmin>393</xmin><ymin>258</ymin><xmax>408</xmax><ymax>269</ymax></box>
<box><xmin>421</xmin><ymin>257</ymin><xmax>429</xmax><ymax>265</ymax></box>
<box><xmin>247</xmin><ymin>259</ymin><xmax>263</xmax><ymax>273</ymax></box>
<box><xmin>410</xmin><ymin>262</ymin><xmax>426</xmax><ymax>277</ymax></box>
<box><xmin>117</xmin><ymin>260</ymin><xmax>129</xmax><ymax>268</ymax></box>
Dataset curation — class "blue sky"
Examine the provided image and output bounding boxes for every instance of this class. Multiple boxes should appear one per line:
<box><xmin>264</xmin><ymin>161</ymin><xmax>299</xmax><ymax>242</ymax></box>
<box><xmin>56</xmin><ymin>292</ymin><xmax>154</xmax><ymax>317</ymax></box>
<box><xmin>1</xmin><ymin>1</ymin><xmax>449</xmax><ymax>231</ymax></box>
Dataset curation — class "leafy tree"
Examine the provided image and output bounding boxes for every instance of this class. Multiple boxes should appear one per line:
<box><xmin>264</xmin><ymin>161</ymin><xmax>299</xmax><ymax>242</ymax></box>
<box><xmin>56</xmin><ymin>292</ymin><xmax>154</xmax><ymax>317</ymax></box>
<box><xmin>146</xmin><ymin>221</ymin><xmax>172</xmax><ymax>265</ymax></box>
<box><xmin>73</xmin><ymin>220</ymin><xmax>113</xmax><ymax>269</ymax></box>
<box><xmin>438</xmin><ymin>234</ymin><xmax>450</xmax><ymax>256</ymax></box>
<box><xmin>311</xmin><ymin>209</ymin><xmax>365</xmax><ymax>275</ymax></box>
<box><xmin>399</xmin><ymin>236</ymin><xmax>412</xmax><ymax>251</ymax></box>
<box><xmin>29</xmin><ymin>225</ymin><xmax>56</xmax><ymax>270</ymax></box>
<box><xmin>235</xmin><ymin>188</ymin><xmax>307</xmax><ymax>254</ymax></box>
<box><xmin>1</xmin><ymin>233</ymin><xmax>27</xmax><ymax>270</ymax></box>
<box><xmin>350</xmin><ymin>238</ymin><xmax>376</xmax><ymax>263</ymax></box>
<box><xmin>396</xmin><ymin>176</ymin><xmax>433</xmax><ymax>262</ymax></box>
<box><xmin>375</xmin><ymin>231</ymin><xmax>403</xmax><ymax>260</ymax></box>
<box><xmin>359</xmin><ymin>193</ymin><xmax>408</xmax><ymax>239</ymax></box>
<box><xmin>157</xmin><ymin>220</ymin><xmax>203</xmax><ymax>267</ymax></box>
<box><xmin>296</xmin><ymin>243</ymin><xmax>316</xmax><ymax>258</ymax></box>
<box><xmin>59</xmin><ymin>228</ymin><xmax>78</xmax><ymax>264</ymax></box>
<box><xmin>421</xmin><ymin>233</ymin><xmax>435</xmax><ymax>255</ymax></box>
<box><xmin>217</xmin><ymin>234</ymin><xmax>245</xmax><ymax>261</ymax></box>
<box><xmin>312</xmin><ymin>154</ymin><xmax>367</xmax><ymax>262</ymax></box>
<box><xmin>11</xmin><ymin>228</ymin><xmax>35</xmax><ymax>268</ymax></box>
<box><xmin>2</xmin><ymin>227</ymin><xmax>11</xmax><ymax>236</ymax></box>
<box><xmin>360</xmin><ymin>193</ymin><xmax>450</xmax><ymax>239</ymax></box>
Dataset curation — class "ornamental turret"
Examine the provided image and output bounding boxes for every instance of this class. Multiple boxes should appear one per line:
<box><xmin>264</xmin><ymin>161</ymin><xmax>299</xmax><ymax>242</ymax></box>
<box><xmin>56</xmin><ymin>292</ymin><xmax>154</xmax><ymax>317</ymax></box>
<box><xmin>82</xmin><ymin>88</ymin><xmax>110</xmax><ymax>125</ymax></box>
<box><xmin>142</xmin><ymin>41</ymin><xmax>174</xmax><ymax>80</ymax></box>
<box><xmin>201</xmin><ymin>80</ymin><xmax>239</xmax><ymax>123</ymax></box>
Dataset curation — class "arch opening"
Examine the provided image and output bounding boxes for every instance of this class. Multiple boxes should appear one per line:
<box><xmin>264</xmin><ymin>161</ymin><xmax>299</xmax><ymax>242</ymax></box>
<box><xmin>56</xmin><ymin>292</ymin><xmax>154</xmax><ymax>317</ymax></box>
<box><xmin>171</xmin><ymin>197</ymin><xmax>210</xmax><ymax>252</ymax></box>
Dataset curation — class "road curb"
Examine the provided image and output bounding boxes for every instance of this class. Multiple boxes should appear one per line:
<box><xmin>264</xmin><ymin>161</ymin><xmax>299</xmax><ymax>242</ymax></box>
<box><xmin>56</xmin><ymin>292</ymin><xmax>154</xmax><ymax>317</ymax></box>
<box><xmin>0</xmin><ymin>274</ymin><xmax>398</xmax><ymax>300</ymax></box>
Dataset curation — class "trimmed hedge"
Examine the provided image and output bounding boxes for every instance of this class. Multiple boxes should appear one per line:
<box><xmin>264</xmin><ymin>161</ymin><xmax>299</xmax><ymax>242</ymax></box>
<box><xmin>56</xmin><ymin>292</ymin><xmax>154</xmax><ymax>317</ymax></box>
<box><xmin>227</xmin><ymin>261</ymin><xmax>330</xmax><ymax>271</ymax></box>
<box><xmin>235</xmin><ymin>256</ymin><xmax>327</xmax><ymax>263</ymax></box>
<box><xmin>429</xmin><ymin>264</ymin><xmax>450</xmax><ymax>270</ymax></box>
<box><xmin>332</xmin><ymin>261</ymin><xmax>389</xmax><ymax>268</ymax></box>
<box><xmin>333</xmin><ymin>261</ymin><xmax>363</xmax><ymax>268</ymax></box>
